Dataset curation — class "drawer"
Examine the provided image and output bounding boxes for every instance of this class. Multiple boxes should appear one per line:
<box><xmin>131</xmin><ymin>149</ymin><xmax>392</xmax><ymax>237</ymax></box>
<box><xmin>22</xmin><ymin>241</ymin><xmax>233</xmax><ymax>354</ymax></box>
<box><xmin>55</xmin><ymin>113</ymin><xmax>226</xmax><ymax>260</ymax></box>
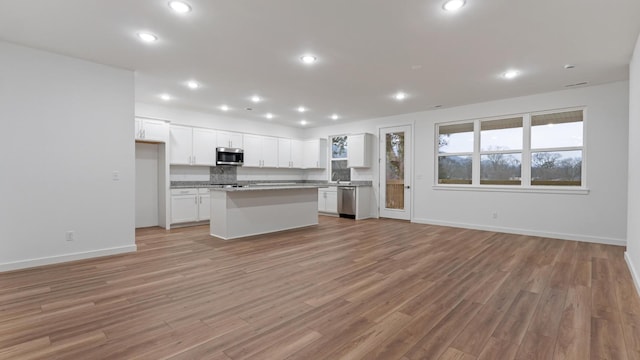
<box><xmin>198</xmin><ymin>188</ymin><xmax>210</xmax><ymax>195</ymax></box>
<box><xmin>171</xmin><ymin>188</ymin><xmax>198</xmax><ymax>195</ymax></box>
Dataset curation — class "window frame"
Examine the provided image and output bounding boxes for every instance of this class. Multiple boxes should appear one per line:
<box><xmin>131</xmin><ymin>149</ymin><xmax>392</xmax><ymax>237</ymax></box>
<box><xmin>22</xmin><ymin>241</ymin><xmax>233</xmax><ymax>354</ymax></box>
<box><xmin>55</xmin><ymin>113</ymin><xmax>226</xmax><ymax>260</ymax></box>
<box><xmin>328</xmin><ymin>134</ymin><xmax>351</xmax><ymax>183</ymax></box>
<box><xmin>434</xmin><ymin>106</ymin><xmax>587</xmax><ymax>193</ymax></box>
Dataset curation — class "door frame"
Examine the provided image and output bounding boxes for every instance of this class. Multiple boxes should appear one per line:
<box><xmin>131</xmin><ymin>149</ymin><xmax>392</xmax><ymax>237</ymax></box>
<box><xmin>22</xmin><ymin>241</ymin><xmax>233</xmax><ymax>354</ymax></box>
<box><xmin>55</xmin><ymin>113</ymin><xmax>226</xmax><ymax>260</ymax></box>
<box><xmin>378</xmin><ymin>124</ymin><xmax>413</xmax><ymax>221</ymax></box>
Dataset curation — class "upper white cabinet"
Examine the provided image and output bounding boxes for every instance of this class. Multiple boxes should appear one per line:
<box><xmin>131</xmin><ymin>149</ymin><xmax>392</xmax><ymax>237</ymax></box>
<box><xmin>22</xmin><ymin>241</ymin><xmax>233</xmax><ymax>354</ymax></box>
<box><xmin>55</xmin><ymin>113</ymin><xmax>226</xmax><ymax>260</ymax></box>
<box><xmin>217</xmin><ymin>131</ymin><xmax>243</xmax><ymax>149</ymax></box>
<box><xmin>192</xmin><ymin>128</ymin><xmax>217</xmax><ymax>166</ymax></box>
<box><xmin>303</xmin><ymin>139</ymin><xmax>327</xmax><ymax>169</ymax></box>
<box><xmin>170</xmin><ymin>125</ymin><xmax>216</xmax><ymax>166</ymax></box>
<box><xmin>244</xmin><ymin>134</ymin><xmax>278</xmax><ymax>168</ymax></box>
<box><xmin>278</xmin><ymin>138</ymin><xmax>292</xmax><ymax>168</ymax></box>
<box><xmin>291</xmin><ymin>139</ymin><xmax>304</xmax><ymax>168</ymax></box>
<box><xmin>348</xmin><ymin>133</ymin><xmax>373</xmax><ymax>168</ymax></box>
<box><xmin>135</xmin><ymin>118</ymin><xmax>169</xmax><ymax>143</ymax></box>
<box><xmin>278</xmin><ymin>138</ymin><xmax>304</xmax><ymax>168</ymax></box>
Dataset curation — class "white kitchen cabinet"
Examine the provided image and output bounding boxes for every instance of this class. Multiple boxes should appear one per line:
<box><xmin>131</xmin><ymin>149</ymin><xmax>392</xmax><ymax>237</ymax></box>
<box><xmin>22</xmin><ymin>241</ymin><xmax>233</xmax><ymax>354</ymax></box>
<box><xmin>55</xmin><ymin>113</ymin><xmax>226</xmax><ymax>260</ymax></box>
<box><xmin>347</xmin><ymin>133</ymin><xmax>373</xmax><ymax>168</ymax></box>
<box><xmin>217</xmin><ymin>131</ymin><xmax>243</xmax><ymax>149</ymax></box>
<box><xmin>303</xmin><ymin>139</ymin><xmax>327</xmax><ymax>169</ymax></box>
<box><xmin>318</xmin><ymin>187</ymin><xmax>337</xmax><ymax>214</ymax></box>
<box><xmin>197</xmin><ymin>188</ymin><xmax>210</xmax><ymax>221</ymax></box>
<box><xmin>192</xmin><ymin>128</ymin><xmax>217</xmax><ymax>166</ymax></box>
<box><xmin>170</xmin><ymin>125</ymin><xmax>194</xmax><ymax>165</ymax></box>
<box><xmin>244</xmin><ymin>134</ymin><xmax>278</xmax><ymax>168</ymax></box>
<box><xmin>171</xmin><ymin>189</ymin><xmax>199</xmax><ymax>223</ymax></box>
<box><xmin>291</xmin><ymin>139</ymin><xmax>304</xmax><ymax>168</ymax></box>
<box><xmin>278</xmin><ymin>138</ymin><xmax>292</xmax><ymax>168</ymax></box>
<box><xmin>170</xmin><ymin>125</ymin><xmax>216</xmax><ymax>166</ymax></box>
<box><xmin>278</xmin><ymin>138</ymin><xmax>304</xmax><ymax>168</ymax></box>
<box><xmin>171</xmin><ymin>188</ymin><xmax>210</xmax><ymax>224</ymax></box>
<box><xmin>135</xmin><ymin>118</ymin><xmax>169</xmax><ymax>142</ymax></box>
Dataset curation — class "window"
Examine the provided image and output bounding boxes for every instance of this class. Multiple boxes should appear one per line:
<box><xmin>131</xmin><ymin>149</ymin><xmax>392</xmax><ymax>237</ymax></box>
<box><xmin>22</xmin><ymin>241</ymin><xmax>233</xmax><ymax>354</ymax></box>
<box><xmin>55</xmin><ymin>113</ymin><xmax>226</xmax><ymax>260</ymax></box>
<box><xmin>480</xmin><ymin>117</ymin><xmax>523</xmax><ymax>185</ymax></box>
<box><xmin>436</xmin><ymin>108</ymin><xmax>585</xmax><ymax>188</ymax></box>
<box><xmin>530</xmin><ymin>110</ymin><xmax>583</xmax><ymax>186</ymax></box>
<box><xmin>438</xmin><ymin>123</ymin><xmax>473</xmax><ymax>184</ymax></box>
<box><xmin>330</xmin><ymin>135</ymin><xmax>350</xmax><ymax>182</ymax></box>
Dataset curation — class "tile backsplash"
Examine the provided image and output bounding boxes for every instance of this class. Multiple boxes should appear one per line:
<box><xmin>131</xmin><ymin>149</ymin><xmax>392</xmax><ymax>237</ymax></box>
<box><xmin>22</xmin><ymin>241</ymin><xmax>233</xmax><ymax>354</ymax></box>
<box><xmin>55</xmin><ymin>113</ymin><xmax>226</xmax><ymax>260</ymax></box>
<box><xmin>210</xmin><ymin>166</ymin><xmax>237</xmax><ymax>184</ymax></box>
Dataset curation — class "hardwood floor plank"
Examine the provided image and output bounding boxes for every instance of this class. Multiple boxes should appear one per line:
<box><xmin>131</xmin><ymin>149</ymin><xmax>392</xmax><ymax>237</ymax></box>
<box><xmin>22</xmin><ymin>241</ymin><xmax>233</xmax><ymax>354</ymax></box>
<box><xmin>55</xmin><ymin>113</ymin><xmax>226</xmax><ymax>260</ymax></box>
<box><xmin>0</xmin><ymin>217</ymin><xmax>636</xmax><ymax>359</ymax></box>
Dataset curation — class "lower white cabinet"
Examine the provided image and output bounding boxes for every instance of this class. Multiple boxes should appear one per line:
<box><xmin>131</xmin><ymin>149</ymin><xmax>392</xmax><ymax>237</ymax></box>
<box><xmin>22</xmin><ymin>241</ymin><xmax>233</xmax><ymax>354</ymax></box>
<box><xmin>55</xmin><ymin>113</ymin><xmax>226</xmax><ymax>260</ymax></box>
<box><xmin>171</xmin><ymin>188</ymin><xmax>210</xmax><ymax>224</ymax></box>
<box><xmin>318</xmin><ymin>187</ymin><xmax>337</xmax><ymax>214</ymax></box>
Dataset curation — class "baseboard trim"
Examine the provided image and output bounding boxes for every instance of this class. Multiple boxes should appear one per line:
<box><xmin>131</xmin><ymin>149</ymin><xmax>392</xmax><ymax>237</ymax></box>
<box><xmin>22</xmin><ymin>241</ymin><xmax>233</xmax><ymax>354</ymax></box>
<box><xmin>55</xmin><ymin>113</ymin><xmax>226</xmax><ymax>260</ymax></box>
<box><xmin>411</xmin><ymin>218</ymin><xmax>626</xmax><ymax>246</ymax></box>
<box><xmin>0</xmin><ymin>245</ymin><xmax>137</xmax><ymax>273</ymax></box>
<box><xmin>625</xmin><ymin>252</ymin><xmax>640</xmax><ymax>297</ymax></box>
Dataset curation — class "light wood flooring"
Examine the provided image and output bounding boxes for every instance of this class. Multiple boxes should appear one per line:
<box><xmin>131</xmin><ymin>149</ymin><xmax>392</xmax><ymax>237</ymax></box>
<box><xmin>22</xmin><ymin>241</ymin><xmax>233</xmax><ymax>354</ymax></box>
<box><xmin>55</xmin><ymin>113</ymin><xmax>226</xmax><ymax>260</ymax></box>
<box><xmin>2</xmin><ymin>216</ymin><xmax>640</xmax><ymax>359</ymax></box>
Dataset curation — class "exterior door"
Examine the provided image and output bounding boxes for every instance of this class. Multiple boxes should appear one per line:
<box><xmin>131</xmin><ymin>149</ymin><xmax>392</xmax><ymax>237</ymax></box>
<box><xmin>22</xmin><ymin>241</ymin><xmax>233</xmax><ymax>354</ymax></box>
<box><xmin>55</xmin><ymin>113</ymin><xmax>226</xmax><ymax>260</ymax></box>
<box><xmin>379</xmin><ymin>125</ymin><xmax>412</xmax><ymax>220</ymax></box>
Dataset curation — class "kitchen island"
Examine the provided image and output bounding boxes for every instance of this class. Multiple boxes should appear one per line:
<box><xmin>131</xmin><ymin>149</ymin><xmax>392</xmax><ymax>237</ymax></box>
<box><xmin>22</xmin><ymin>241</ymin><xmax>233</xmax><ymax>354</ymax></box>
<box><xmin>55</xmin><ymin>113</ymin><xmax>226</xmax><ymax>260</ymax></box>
<box><xmin>209</xmin><ymin>185</ymin><xmax>326</xmax><ymax>240</ymax></box>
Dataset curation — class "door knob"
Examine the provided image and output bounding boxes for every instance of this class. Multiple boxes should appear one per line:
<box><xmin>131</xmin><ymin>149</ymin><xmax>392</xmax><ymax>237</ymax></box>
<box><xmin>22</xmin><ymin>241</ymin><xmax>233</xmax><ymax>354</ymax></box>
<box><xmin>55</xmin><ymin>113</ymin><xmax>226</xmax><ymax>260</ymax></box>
<box><xmin>405</xmin><ymin>185</ymin><xmax>411</xmax><ymax>189</ymax></box>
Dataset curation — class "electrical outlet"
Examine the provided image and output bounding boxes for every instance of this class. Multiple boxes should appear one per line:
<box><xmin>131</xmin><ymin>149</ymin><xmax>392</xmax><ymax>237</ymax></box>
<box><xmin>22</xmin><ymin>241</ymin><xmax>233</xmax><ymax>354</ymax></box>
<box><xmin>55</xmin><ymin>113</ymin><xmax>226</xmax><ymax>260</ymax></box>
<box><xmin>492</xmin><ymin>212</ymin><xmax>498</xmax><ymax>219</ymax></box>
<box><xmin>112</xmin><ymin>171</ymin><xmax>120</xmax><ymax>181</ymax></box>
<box><xmin>66</xmin><ymin>231</ymin><xmax>75</xmax><ymax>241</ymax></box>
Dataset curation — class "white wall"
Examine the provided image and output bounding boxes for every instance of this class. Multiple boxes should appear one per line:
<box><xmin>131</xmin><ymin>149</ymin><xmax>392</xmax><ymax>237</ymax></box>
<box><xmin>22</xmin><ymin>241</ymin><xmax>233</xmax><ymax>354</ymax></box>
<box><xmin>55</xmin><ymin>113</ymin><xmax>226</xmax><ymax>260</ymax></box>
<box><xmin>0</xmin><ymin>41</ymin><xmax>135</xmax><ymax>271</ymax></box>
<box><xmin>305</xmin><ymin>81</ymin><xmax>630</xmax><ymax>245</ymax></box>
<box><xmin>136</xmin><ymin>143</ymin><xmax>159</xmax><ymax>228</ymax></box>
<box><xmin>626</xmin><ymin>34</ymin><xmax>640</xmax><ymax>291</ymax></box>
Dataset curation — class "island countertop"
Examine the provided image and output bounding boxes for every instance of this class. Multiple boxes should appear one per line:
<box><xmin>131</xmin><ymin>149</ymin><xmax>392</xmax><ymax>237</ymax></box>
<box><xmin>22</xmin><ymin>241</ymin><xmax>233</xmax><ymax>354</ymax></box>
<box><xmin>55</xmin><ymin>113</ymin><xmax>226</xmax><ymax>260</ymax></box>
<box><xmin>209</xmin><ymin>184</ymin><xmax>328</xmax><ymax>192</ymax></box>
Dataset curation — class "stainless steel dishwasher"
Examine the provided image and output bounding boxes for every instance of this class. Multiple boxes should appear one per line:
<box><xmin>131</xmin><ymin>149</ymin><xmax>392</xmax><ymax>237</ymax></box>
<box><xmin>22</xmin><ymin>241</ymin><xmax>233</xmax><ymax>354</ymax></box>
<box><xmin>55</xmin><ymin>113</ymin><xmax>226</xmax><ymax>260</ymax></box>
<box><xmin>337</xmin><ymin>186</ymin><xmax>356</xmax><ymax>219</ymax></box>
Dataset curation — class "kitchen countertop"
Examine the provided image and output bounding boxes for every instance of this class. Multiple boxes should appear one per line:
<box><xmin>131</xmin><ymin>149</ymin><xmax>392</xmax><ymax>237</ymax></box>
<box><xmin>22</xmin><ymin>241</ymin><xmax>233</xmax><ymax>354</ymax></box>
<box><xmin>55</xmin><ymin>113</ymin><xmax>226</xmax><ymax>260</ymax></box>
<box><xmin>209</xmin><ymin>184</ymin><xmax>328</xmax><ymax>192</ymax></box>
<box><xmin>171</xmin><ymin>181</ymin><xmax>373</xmax><ymax>189</ymax></box>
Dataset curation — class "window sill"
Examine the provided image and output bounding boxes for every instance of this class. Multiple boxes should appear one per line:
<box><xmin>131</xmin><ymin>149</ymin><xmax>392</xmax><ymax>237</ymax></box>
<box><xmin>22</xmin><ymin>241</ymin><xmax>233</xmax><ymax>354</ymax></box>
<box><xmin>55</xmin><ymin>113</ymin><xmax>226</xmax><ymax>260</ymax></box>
<box><xmin>432</xmin><ymin>184</ymin><xmax>590</xmax><ymax>195</ymax></box>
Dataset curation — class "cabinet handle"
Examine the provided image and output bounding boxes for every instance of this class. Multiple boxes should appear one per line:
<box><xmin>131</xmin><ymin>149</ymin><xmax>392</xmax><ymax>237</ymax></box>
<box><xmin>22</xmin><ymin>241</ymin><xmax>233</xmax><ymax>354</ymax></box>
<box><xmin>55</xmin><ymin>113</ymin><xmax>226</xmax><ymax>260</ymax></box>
<box><xmin>199</xmin><ymin>197</ymin><xmax>202</xmax><ymax>204</ymax></box>
<box><xmin>142</xmin><ymin>129</ymin><xmax>146</xmax><ymax>139</ymax></box>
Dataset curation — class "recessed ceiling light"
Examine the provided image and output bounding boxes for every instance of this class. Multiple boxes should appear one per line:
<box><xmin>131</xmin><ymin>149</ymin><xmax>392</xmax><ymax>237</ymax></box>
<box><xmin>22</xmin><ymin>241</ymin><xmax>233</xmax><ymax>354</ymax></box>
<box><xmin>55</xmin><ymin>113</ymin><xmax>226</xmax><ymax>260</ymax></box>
<box><xmin>168</xmin><ymin>1</ymin><xmax>191</xmax><ymax>13</ymax></box>
<box><xmin>160</xmin><ymin>94</ymin><xmax>171</xmax><ymax>101</ymax></box>
<box><xmin>331</xmin><ymin>114</ymin><xmax>339</xmax><ymax>120</ymax></box>
<box><xmin>564</xmin><ymin>64</ymin><xmax>576</xmax><ymax>69</ymax></box>
<box><xmin>137</xmin><ymin>32</ymin><xmax>158</xmax><ymax>43</ymax></box>
<box><xmin>265</xmin><ymin>113</ymin><xmax>274</xmax><ymax>119</ymax></box>
<box><xmin>251</xmin><ymin>95</ymin><xmax>262</xmax><ymax>103</ymax></box>
<box><xmin>300</xmin><ymin>120</ymin><xmax>308</xmax><ymax>126</ymax></box>
<box><xmin>443</xmin><ymin>0</ymin><xmax>466</xmax><ymax>12</ymax></box>
<box><xmin>300</xmin><ymin>55</ymin><xmax>317</xmax><ymax>64</ymax></box>
<box><xmin>220</xmin><ymin>105</ymin><xmax>230</xmax><ymax>111</ymax></box>
<box><xmin>297</xmin><ymin>106</ymin><xmax>307</xmax><ymax>113</ymax></box>
<box><xmin>394</xmin><ymin>92</ymin><xmax>407</xmax><ymax>101</ymax></box>
<box><xmin>186</xmin><ymin>81</ymin><xmax>199</xmax><ymax>89</ymax></box>
<box><xmin>502</xmin><ymin>70</ymin><xmax>520</xmax><ymax>79</ymax></box>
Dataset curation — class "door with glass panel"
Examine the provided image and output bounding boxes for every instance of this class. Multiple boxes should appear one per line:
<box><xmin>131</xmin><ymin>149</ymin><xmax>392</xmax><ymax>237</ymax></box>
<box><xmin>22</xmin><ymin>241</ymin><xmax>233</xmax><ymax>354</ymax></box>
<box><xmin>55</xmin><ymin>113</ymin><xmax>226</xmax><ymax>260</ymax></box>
<box><xmin>379</xmin><ymin>125</ymin><xmax>412</xmax><ymax>220</ymax></box>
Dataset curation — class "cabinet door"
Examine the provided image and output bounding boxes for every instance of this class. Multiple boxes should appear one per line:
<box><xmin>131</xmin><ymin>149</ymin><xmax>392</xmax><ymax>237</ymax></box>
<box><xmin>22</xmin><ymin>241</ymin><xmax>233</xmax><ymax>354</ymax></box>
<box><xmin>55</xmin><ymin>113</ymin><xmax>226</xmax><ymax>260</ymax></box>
<box><xmin>229</xmin><ymin>132</ymin><xmax>243</xmax><ymax>148</ymax></box>
<box><xmin>261</xmin><ymin>136</ymin><xmax>279</xmax><ymax>167</ymax></box>
<box><xmin>278</xmin><ymin>138</ymin><xmax>292</xmax><ymax>168</ymax></box>
<box><xmin>170</xmin><ymin>125</ymin><xmax>193</xmax><ymax>165</ymax></box>
<box><xmin>171</xmin><ymin>194</ymin><xmax>198</xmax><ymax>223</ymax></box>
<box><xmin>198</xmin><ymin>193</ymin><xmax>210</xmax><ymax>221</ymax></box>
<box><xmin>303</xmin><ymin>139</ymin><xmax>327</xmax><ymax>169</ymax></box>
<box><xmin>142</xmin><ymin>120</ymin><xmax>169</xmax><ymax>142</ymax></box>
<box><xmin>318</xmin><ymin>190</ymin><xmax>325</xmax><ymax>212</ymax></box>
<box><xmin>290</xmin><ymin>139</ymin><xmax>304</xmax><ymax>168</ymax></box>
<box><xmin>325</xmin><ymin>190</ymin><xmax>338</xmax><ymax>214</ymax></box>
<box><xmin>217</xmin><ymin>131</ymin><xmax>243</xmax><ymax>148</ymax></box>
<box><xmin>347</xmin><ymin>133</ymin><xmax>372</xmax><ymax>168</ymax></box>
<box><xmin>303</xmin><ymin>140</ymin><xmax>319</xmax><ymax>169</ymax></box>
<box><xmin>192</xmin><ymin>128</ymin><xmax>217</xmax><ymax>166</ymax></box>
<box><xmin>243</xmin><ymin>134</ymin><xmax>262</xmax><ymax>167</ymax></box>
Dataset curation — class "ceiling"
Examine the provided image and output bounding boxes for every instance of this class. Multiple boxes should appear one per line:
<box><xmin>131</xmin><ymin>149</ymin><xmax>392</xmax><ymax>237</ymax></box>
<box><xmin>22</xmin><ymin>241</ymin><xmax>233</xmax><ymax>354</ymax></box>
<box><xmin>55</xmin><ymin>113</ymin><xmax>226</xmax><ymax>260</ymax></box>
<box><xmin>1</xmin><ymin>0</ymin><xmax>639</xmax><ymax>128</ymax></box>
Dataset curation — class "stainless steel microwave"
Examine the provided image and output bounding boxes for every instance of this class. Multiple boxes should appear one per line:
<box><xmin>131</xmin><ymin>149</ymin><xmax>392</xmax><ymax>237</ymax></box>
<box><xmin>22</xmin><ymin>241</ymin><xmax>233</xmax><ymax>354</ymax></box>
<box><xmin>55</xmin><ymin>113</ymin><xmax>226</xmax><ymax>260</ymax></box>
<box><xmin>216</xmin><ymin>147</ymin><xmax>244</xmax><ymax>166</ymax></box>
